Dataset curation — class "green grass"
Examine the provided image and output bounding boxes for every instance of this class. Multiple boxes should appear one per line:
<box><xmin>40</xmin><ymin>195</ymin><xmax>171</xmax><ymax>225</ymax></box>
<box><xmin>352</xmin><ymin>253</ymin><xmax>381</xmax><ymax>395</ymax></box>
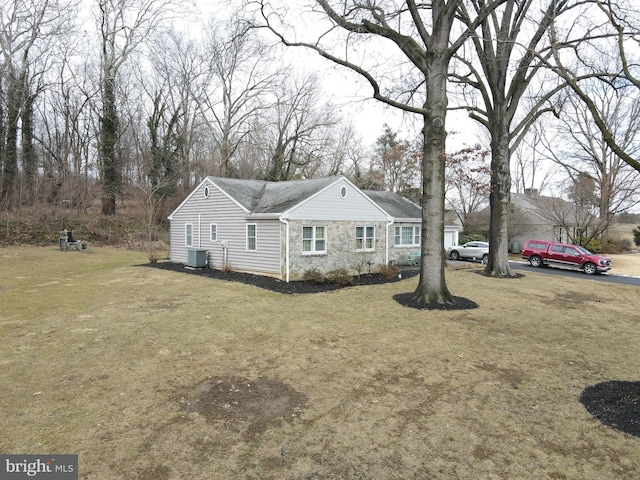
<box><xmin>2</xmin><ymin>247</ymin><xmax>640</xmax><ymax>479</ymax></box>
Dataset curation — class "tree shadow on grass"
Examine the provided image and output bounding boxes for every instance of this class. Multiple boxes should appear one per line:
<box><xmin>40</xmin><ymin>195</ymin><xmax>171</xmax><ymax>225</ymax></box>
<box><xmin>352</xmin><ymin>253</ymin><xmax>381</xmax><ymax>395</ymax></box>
<box><xmin>580</xmin><ymin>381</ymin><xmax>640</xmax><ymax>438</ymax></box>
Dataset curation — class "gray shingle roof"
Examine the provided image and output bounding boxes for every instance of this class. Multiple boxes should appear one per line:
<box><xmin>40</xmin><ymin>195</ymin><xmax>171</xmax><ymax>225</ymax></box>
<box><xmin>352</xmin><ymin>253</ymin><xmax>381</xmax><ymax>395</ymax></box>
<box><xmin>207</xmin><ymin>176</ymin><xmax>340</xmax><ymax>213</ymax></box>
<box><xmin>364</xmin><ymin>190</ymin><xmax>421</xmax><ymax>219</ymax></box>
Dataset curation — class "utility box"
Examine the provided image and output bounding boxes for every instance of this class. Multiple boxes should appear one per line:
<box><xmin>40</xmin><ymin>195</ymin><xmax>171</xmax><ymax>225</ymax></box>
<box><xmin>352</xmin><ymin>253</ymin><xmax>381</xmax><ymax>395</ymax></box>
<box><xmin>187</xmin><ymin>248</ymin><xmax>208</xmax><ymax>268</ymax></box>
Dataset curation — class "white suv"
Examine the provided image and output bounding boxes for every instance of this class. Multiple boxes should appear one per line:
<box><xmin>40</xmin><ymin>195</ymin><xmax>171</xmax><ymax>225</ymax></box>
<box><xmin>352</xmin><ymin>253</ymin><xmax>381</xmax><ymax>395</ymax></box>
<box><xmin>446</xmin><ymin>241</ymin><xmax>489</xmax><ymax>264</ymax></box>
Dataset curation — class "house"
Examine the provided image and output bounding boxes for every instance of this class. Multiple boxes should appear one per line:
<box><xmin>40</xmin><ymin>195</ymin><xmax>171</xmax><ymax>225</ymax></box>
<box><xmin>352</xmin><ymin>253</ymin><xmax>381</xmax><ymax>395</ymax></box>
<box><xmin>484</xmin><ymin>189</ymin><xmax>599</xmax><ymax>252</ymax></box>
<box><xmin>167</xmin><ymin>176</ymin><xmax>461</xmax><ymax>281</ymax></box>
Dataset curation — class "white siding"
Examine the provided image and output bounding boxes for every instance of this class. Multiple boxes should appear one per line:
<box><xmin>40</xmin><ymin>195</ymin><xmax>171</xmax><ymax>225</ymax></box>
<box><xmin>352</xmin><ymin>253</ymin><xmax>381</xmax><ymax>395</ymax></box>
<box><xmin>169</xmin><ymin>181</ymin><xmax>281</xmax><ymax>276</ymax></box>
<box><xmin>287</xmin><ymin>179</ymin><xmax>389</xmax><ymax>222</ymax></box>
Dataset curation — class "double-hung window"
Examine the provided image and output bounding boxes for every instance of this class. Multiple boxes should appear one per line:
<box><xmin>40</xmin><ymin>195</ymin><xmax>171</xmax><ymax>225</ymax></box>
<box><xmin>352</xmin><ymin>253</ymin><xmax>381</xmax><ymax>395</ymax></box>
<box><xmin>246</xmin><ymin>224</ymin><xmax>257</xmax><ymax>251</ymax></box>
<box><xmin>303</xmin><ymin>226</ymin><xmax>326</xmax><ymax>254</ymax></box>
<box><xmin>210</xmin><ymin>224</ymin><xmax>217</xmax><ymax>242</ymax></box>
<box><xmin>185</xmin><ymin>223</ymin><xmax>193</xmax><ymax>247</ymax></box>
<box><xmin>356</xmin><ymin>226</ymin><xmax>375</xmax><ymax>251</ymax></box>
<box><xmin>395</xmin><ymin>226</ymin><xmax>420</xmax><ymax>246</ymax></box>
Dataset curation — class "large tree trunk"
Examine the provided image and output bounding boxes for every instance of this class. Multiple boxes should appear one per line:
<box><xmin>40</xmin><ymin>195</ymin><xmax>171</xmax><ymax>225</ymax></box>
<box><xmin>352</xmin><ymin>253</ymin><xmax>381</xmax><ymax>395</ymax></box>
<box><xmin>1</xmin><ymin>76</ymin><xmax>21</xmax><ymax>211</ymax></box>
<box><xmin>412</xmin><ymin>55</ymin><xmax>453</xmax><ymax>305</ymax></box>
<box><xmin>22</xmin><ymin>93</ymin><xmax>36</xmax><ymax>204</ymax></box>
<box><xmin>100</xmin><ymin>75</ymin><xmax>120</xmax><ymax>216</ymax></box>
<box><xmin>485</xmin><ymin>123</ymin><xmax>515</xmax><ymax>277</ymax></box>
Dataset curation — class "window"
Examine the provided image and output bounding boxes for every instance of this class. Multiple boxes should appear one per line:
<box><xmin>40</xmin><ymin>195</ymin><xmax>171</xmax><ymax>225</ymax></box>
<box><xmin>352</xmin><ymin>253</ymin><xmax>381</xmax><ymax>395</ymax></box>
<box><xmin>356</xmin><ymin>226</ymin><xmax>375</xmax><ymax>251</ymax></box>
<box><xmin>246</xmin><ymin>224</ymin><xmax>257</xmax><ymax>251</ymax></box>
<box><xmin>303</xmin><ymin>226</ymin><xmax>326</xmax><ymax>254</ymax></box>
<box><xmin>204</xmin><ymin>186</ymin><xmax>209</xmax><ymax>198</ymax></box>
<box><xmin>340</xmin><ymin>186</ymin><xmax>348</xmax><ymax>198</ymax></box>
<box><xmin>210</xmin><ymin>224</ymin><xmax>217</xmax><ymax>242</ymax></box>
<box><xmin>185</xmin><ymin>223</ymin><xmax>193</xmax><ymax>247</ymax></box>
<box><xmin>527</xmin><ymin>241</ymin><xmax>548</xmax><ymax>251</ymax></box>
<box><xmin>395</xmin><ymin>226</ymin><xmax>420</xmax><ymax>246</ymax></box>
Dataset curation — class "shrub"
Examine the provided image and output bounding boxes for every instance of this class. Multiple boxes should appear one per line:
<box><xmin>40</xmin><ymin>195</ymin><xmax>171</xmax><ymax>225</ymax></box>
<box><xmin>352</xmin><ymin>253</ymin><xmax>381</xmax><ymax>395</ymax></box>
<box><xmin>379</xmin><ymin>263</ymin><xmax>400</xmax><ymax>280</ymax></box>
<box><xmin>617</xmin><ymin>239</ymin><xmax>632</xmax><ymax>252</ymax></box>
<box><xmin>326</xmin><ymin>268</ymin><xmax>353</xmax><ymax>286</ymax></box>
<box><xmin>600</xmin><ymin>237</ymin><xmax>631</xmax><ymax>254</ymax></box>
<box><xmin>302</xmin><ymin>268</ymin><xmax>325</xmax><ymax>284</ymax></box>
<box><xmin>584</xmin><ymin>238</ymin><xmax>602</xmax><ymax>253</ymax></box>
<box><xmin>634</xmin><ymin>226</ymin><xmax>640</xmax><ymax>247</ymax></box>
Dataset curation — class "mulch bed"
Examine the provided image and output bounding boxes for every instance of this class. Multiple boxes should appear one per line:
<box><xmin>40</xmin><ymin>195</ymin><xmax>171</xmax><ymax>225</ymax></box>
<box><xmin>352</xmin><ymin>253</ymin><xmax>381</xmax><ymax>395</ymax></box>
<box><xmin>580</xmin><ymin>381</ymin><xmax>640</xmax><ymax>437</ymax></box>
<box><xmin>393</xmin><ymin>292</ymin><xmax>479</xmax><ymax>311</ymax></box>
<box><xmin>145</xmin><ymin>261</ymin><xmax>420</xmax><ymax>294</ymax></box>
<box><xmin>145</xmin><ymin>262</ymin><xmax>478</xmax><ymax>310</ymax></box>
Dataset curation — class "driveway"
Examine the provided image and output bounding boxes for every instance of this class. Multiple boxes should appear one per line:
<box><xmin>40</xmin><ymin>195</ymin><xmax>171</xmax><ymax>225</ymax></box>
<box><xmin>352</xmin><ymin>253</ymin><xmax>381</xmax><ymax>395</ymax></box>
<box><xmin>509</xmin><ymin>261</ymin><xmax>640</xmax><ymax>286</ymax></box>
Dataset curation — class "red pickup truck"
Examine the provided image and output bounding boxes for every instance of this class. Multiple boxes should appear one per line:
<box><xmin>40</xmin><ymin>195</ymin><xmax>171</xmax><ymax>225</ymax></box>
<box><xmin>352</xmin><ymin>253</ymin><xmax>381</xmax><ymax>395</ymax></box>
<box><xmin>521</xmin><ymin>239</ymin><xmax>612</xmax><ymax>275</ymax></box>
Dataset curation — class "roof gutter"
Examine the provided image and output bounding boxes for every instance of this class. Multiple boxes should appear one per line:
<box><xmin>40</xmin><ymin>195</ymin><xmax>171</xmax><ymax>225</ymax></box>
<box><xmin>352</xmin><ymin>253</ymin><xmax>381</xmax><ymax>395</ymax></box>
<box><xmin>245</xmin><ymin>213</ymin><xmax>282</xmax><ymax>220</ymax></box>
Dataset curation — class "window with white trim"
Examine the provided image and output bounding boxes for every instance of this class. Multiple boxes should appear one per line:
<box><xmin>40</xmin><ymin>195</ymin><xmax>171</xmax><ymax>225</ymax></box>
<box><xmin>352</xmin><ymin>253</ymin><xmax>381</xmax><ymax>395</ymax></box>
<box><xmin>185</xmin><ymin>223</ymin><xmax>193</xmax><ymax>247</ymax></box>
<box><xmin>395</xmin><ymin>226</ymin><xmax>420</xmax><ymax>246</ymax></box>
<box><xmin>356</xmin><ymin>226</ymin><xmax>375</xmax><ymax>251</ymax></box>
<box><xmin>210</xmin><ymin>223</ymin><xmax>217</xmax><ymax>242</ymax></box>
<box><xmin>246</xmin><ymin>224</ymin><xmax>257</xmax><ymax>251</ymax></box>
<box><xmin>303</xmin><ymin>226</ymin><xmax>326</xmax><ymax>254</ymax></box>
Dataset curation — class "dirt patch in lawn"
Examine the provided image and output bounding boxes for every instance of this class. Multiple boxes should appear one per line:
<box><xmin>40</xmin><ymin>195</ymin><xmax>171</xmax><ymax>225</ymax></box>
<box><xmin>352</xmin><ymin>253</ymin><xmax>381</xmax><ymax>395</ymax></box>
<box><xmin>177</xmin><ymin>376</ymin><xmax>308</xmax><ymax>439</ymax></box>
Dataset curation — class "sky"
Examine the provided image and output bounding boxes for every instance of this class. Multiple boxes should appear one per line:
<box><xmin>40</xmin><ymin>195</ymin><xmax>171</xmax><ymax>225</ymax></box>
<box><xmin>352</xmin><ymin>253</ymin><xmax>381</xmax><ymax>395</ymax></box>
<box><xmin>190</xmin><ymin>0</ymin><xmax>482</xmax><ymax>147</ymax></box>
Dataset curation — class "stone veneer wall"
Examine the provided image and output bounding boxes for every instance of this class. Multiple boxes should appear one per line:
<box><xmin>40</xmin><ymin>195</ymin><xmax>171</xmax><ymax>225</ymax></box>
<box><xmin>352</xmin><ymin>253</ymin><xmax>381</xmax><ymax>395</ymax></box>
<box><xmin>284</xmin><ymin>220</ymin><xmax>389</xmax><ymax>281</ymax></box>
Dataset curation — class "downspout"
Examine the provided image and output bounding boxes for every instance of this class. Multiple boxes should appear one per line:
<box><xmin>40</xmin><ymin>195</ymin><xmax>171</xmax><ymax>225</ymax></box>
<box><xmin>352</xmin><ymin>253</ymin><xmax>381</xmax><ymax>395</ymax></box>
<box><xmin>280</xmin><ymin>217</ymin><xmax>290</xmax><ymax>282</ymax></box>
<box><xmin>385</xmin><ymin>217</ymin><xmax>394</xmax><ymax>265</ymax></box>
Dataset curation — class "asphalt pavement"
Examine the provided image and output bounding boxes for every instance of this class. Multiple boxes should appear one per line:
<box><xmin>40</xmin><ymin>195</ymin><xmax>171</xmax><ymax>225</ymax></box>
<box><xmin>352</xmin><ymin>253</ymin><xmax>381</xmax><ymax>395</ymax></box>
<box><xmin>508</xmin><ymin>260</ymin><xmax>640</xmax><ymax>286</ymax></box>
<box><xmin>441</xmin><ymin>258</ymin><xmax>640</xmax><ymax>286</ymax></box>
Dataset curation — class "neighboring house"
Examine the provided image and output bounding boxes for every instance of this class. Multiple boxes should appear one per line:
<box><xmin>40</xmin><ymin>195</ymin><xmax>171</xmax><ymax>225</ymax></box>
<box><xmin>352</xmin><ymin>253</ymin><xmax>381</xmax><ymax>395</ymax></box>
<box><xmin>168</xmin><ymin>176</ymin><xmax>461</xmax><ymax>281</ymax></box>
<box><xmin>481</xmin><ymin>189</ymin><xmax>599</xmax><ymax>252</ymax></box>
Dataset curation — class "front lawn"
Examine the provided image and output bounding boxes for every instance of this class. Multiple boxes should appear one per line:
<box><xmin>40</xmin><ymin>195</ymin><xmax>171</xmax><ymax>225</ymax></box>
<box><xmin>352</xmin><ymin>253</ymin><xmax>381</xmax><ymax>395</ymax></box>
<box><xmin>1</xmin><ymin>247</ymin><xmax>640</xmax><ymax>479</ymax></box>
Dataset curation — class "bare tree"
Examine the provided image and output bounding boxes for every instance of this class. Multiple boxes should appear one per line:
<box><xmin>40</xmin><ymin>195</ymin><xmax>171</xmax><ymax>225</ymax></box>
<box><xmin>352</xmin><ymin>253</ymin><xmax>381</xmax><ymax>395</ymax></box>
<box><xmin>263</xmin><ymin>73</ymin><xmax>337</xmax><ymax>181</ymax></box>
<box><xmin>445</xmin><ymin>144</ymin><xmax>491</xmax><ymax>231</ymax></box>
<box><xmin>200</xmin><ymin>16</ymin><xmax>280</xmax><ymax>178</ymax></box>
<box><xmin>254</xmin><ymin>0</ymin><xmax>504</xmax><ymax>305</ymax></box>
<box><xmin>548</xmin><ymin>0</ymin><xmax>640</xmax><ymax>173</ymax></box>
<box><xmin>454</xmin><ymin>0</ymin><xmax>578</xmax><ymax>277</ymax></box>
<box><xmin>0</xmin><ymin>0</ymin><xmax>76</xmax><ymax>210</ymax></box>
<box><xmin>510</xmin><ymin>123</ymin><xmax>559</xmax><ymax>195</ymax></box>
<box><xmin>543</xmin><ymin>83</ymin><xmax>640</xmax><ymax>230</ymax></box>
<box><xmin>308</xmin><ymin>120</ymin><xmax>365</xmax><ymax>178</ymax></box>
<box><xmin>147</xmin><ymin>27</ymin><xmax>208</xmax><ymax>191</ymax></box>
<box><xmin>96</xmin><ymin>0</ymin><xmax>179</xmax><ymax>215</ymax></box>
